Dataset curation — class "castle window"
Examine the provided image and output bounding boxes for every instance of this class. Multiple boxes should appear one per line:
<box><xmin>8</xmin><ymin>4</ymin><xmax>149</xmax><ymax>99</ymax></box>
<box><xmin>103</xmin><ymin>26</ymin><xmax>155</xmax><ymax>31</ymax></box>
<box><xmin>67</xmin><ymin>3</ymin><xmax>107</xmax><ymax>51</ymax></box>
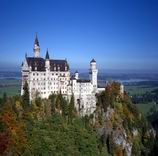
<box><xmin>44</xmin><ymin>73</ymin><xmax>45</xmax><ymax>76</ymax></box>
<box><xmin>37</xmin><ymin>73</ymin><xmax>38</xmax><ymax>76</ymax></box>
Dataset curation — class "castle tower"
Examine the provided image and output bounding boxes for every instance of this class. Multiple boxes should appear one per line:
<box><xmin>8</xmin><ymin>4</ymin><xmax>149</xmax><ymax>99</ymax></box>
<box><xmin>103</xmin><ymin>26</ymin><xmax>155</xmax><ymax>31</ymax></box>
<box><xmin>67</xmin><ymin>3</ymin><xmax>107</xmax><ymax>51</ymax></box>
<box><xmin>74</xmin><ymin>70</ymin><xmax>79</xmax><ymax>79</ymax></box>
<box><xmin>90</xmin><ymin>59</ymin><xmax>98</xmax><ymax>90</ymax></box>
<box><xmin>120</xmin><ymin>83</ymin><xmax>124</xmax><ymax>94</ymax></box>
<box><xmin>45</xmin><ymin>48</ymin><xmax>50</xmax><ymax>70</ymax></box>
<box><xmin>33</xmin><ymin>34</ymin><xmax>40</xmax><ymax>57</ymax></box>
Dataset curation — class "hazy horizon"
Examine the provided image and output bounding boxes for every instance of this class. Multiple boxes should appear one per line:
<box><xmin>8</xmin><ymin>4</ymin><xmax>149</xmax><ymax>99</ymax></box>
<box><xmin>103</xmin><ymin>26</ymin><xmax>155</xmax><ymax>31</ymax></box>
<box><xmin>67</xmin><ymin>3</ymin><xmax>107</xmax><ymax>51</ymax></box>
<box><xmin>0</xmin><ymin>67</ymin><xmax>158</xmax><ymax>75</ymax></box>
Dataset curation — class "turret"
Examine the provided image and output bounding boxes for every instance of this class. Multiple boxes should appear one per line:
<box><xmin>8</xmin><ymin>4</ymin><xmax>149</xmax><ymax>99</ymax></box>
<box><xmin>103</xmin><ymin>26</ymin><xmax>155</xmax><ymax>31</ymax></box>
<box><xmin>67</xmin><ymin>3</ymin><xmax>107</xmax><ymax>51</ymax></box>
<box><xmin>120</xmin><ymin>83</ymin><xmax>124</xmax><ymax>94</ymax></box>
<box><xmin>22</xmin><ymin>53</ymin><xmax>29</xmax><ymax>71</ymax></box>
<box><xmin>74</xmin><ymin>70</ymin><xmax>79</xmax><ymax>79</ymax></box>
<box><xmin>33</xmin><ymin>34</ymin><xmax>40</xmax><ymax>57</ymax></box>
<box><xmin>90</xmin><ymin>59</ymin><xmax>98</xmax><ymax>90</ymax></box>
<box><xmin>45</xmin><ymin>48</ymin><xmax>50</xmax><ymax>70</ymax></box>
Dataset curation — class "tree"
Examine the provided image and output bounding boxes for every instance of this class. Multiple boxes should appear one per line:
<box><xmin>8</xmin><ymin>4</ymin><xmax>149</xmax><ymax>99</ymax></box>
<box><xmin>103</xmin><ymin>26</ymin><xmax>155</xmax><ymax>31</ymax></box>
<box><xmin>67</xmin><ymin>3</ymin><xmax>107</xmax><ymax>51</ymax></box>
<box><xmin>49</xmin><ymin>94</ymin><xmax>56</xmax><ymax>114</ymax></box>
<box><xmin>55</xmin><ymin>92</ymin><xmax>62</xmax><ymax>113</ymax></box>
<box><xmin>0</xmin><ymin>93</ymin><xmax>7</xmax><ymax>106</ymax></box>
<box><xmin>68</xmin><ymin>94</ymin><xmax>75</xmax><ymax>123</ymax></box>
<box><xmin>22</xmin><ymin>81</ymin><xmax>30</xmax><ymax>110</ymax></box>
<box><xmin>61</xmin><ymin>98</ymin><xmax>68</xmax><ymax>119</ymax></box>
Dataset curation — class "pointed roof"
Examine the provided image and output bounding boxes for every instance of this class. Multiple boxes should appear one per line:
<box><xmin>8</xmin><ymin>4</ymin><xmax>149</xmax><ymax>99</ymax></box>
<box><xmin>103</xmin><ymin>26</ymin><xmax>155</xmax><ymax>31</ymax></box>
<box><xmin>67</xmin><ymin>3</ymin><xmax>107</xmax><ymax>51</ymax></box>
<box><xmin>25</xmin><ymin>52</ymin><xmax>27</xmax><ymax>58</ymax></box>
<box><xmin>45</xmin><ymin>48</ymin><xmax>50</xmax><ymax>59</ymax></box>
<box><xmin>34</xmin><ymin>34</ymin><xmax>39</xmax><ymax>46</ymax></box>
<box><xmin>90</xmin><ymin>58</ymin><xmax>96</xmax><ymax>63</ymax></box>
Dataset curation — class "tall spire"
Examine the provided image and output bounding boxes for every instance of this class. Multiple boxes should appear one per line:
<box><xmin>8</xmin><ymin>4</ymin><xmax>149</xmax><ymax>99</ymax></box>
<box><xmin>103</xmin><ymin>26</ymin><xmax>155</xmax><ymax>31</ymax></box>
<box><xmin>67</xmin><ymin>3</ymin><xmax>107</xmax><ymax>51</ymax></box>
<box><xmin>33</xmin><ymin>34</ymin><xmax>40</xmax><ymax>58</ymax></box>
<box><xmin>34</xmin><ymin>33</ymin><xmax>39</xmax><ymax>46</ymax></box>
<box><xmin>90</xmin><ymin>58</ymin><xmax>96</xmax><ymax>63</ymax></box>
<box><xmin>25</xmin><ymin>52</ymin><xmax>27</xmax><ymax>58</ymax></box>
<box><xmin>45</xmin><ymin>48</ymin><xmax>49</xmax><ymax>59</ymax></box>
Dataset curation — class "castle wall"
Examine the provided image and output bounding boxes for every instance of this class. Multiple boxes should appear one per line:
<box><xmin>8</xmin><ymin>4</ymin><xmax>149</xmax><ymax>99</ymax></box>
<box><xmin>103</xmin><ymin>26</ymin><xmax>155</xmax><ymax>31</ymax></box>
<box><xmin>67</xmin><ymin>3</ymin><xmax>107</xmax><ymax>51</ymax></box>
<box><xmin>21</xmin><ymin>36</ymin><xmax>99</xmax><ymax>116</ymax></box>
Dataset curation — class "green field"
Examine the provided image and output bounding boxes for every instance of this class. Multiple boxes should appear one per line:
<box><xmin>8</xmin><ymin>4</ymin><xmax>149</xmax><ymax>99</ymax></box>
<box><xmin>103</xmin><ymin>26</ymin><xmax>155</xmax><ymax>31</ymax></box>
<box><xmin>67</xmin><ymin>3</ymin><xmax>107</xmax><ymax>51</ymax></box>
<box><xmin>125</xmin><ymin>85</ymin><xmax>158</xmax><ymax>96</ymax></box>
<box><xmin>0</xmin><ymin>79</ymin><xmax>20</xmax><ymax>97</ymax></box>
<box><xmin>125</xmin><ymin>82</ymin><xmax>158</xmax><ymax>115</ymax></box>
<box><xmin>135</xmin><ymin>103</ymin><xmax>158</xmax><ymax>115</ymax></box>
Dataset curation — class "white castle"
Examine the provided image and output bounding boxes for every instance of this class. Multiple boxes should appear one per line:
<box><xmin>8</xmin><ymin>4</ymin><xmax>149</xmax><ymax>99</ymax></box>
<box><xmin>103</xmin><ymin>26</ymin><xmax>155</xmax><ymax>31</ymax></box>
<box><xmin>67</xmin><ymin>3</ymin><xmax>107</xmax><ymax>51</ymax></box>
<box><xmin>21</xmin><ymin>35</ymin><xmax>106</xmax><ymax>115</ymax></box>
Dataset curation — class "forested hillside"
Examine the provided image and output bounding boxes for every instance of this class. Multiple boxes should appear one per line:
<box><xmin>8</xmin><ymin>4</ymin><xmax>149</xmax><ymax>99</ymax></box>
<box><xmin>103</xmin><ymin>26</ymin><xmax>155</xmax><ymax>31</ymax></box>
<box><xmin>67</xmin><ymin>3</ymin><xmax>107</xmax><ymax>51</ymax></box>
<box><xmin>0</xmin><ymin>82</ymin><xmax>157</xmax><ymax>156</ymax></box>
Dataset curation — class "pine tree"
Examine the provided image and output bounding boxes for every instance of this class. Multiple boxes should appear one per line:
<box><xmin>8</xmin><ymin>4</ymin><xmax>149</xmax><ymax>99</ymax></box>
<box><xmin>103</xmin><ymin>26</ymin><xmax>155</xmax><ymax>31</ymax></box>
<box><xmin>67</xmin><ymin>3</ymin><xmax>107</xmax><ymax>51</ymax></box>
<box><xmin>2</xmin><ymin>92</ymin><xmax>7</xmax><ymax>105</ymax></box>
<box><xmin>22</xmin><ymin>81</ymin><xmax>30</xmax><ymax>110</ymax></box>
<box><xmin>56</xmin><ymin>92</ymin><xmax>62</xmax><ymax>113</ymax></box>
<box><xmin>49</xmin><ymin>94</ymin><xmax>56</xmax><ymax>114</ymax></box>
<box><xmin>61</xmin><ymin>98</ymin><xmax>68</xmax><ymax>119</ymax></box>
<box><xmin>68</xmin><ymin>94</ymin><xmax>75</xmax><ymax>123</ymax></box>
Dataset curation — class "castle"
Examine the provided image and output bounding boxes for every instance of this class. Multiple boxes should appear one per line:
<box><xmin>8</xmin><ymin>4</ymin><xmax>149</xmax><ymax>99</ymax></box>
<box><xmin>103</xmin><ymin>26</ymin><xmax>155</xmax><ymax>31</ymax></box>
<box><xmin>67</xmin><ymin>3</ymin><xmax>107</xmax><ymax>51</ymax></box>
<box><xmin>21</xmin><ymin>35</ymin><xmax>105</xmax><ymax>115</ymax></box>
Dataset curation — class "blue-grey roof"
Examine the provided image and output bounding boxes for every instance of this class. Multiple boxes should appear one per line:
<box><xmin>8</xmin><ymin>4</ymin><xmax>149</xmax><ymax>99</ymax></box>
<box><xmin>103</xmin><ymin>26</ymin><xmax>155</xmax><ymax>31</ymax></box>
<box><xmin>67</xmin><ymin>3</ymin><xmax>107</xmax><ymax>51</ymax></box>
<box><xmin>26</xmin><ymin>57</ymin><xmax>69</xmax><ymax>71</ymax></box>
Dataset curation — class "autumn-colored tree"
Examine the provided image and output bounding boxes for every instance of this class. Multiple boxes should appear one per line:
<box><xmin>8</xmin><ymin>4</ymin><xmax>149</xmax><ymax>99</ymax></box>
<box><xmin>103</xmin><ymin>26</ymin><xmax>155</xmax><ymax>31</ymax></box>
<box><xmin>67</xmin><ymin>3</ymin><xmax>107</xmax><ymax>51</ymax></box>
<box><xmin>0</xmin><ymin>132</ymin><xmax>10</xmax><ymax>155</ymax></box>
<box><xmin>0</xmin><ymin>111</ymin><xmax>27</xmax><ymax>155</ymax></box>
<box><xmin>104</xmin><ymin>81</ymin><xmax>121</xmax><ymax>108</ymax></box>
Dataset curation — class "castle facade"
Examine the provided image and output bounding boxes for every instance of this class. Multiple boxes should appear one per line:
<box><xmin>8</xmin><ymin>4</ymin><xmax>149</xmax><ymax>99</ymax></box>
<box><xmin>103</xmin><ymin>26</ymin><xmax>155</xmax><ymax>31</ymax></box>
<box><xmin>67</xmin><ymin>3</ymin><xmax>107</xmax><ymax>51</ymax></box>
<box><xmin>21</xmin><ymin>35</ymin><xmax>104</xmax><ymax>115</ymax></box>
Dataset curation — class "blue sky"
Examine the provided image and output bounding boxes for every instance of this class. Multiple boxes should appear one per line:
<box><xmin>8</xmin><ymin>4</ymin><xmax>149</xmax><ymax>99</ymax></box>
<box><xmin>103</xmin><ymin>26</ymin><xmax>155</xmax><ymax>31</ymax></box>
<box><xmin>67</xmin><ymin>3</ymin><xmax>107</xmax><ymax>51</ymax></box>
<box><xmin>0</xmin><ymin>0</ymin><xmax>158</xmax><ymax>71</ymax></box>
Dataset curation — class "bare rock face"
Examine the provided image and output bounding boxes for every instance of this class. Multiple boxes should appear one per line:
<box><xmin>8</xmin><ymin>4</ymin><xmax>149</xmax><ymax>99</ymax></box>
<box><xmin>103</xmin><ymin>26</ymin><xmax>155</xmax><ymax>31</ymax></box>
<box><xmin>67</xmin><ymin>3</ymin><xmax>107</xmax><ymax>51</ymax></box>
<box><xmin>95</xmin><ymin>82</ymin><xmax>156</xmax><ymax>155</ymax></box>
<box><xmin>112</xmin><ymin>129</ymin><xmax>132</xmax><ymax>156</ymax></box>
<box><xmin>96</xmin><ymin>107</ymin><xmax>136</xmax><ymax>156</ymax></box>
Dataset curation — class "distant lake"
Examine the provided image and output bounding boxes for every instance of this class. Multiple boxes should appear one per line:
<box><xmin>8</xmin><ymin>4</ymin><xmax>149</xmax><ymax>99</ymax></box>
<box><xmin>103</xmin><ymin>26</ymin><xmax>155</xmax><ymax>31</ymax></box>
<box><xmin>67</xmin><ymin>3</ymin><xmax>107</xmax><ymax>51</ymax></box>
<box><xmin>0</xmin><ymin>71</ymin><xmax>21</xmax><ymax>80</ymax></box>
<box><xmin>115</xmin><ymin>79</ymin><xmax>149</xmax><ymax>83</ymax></box>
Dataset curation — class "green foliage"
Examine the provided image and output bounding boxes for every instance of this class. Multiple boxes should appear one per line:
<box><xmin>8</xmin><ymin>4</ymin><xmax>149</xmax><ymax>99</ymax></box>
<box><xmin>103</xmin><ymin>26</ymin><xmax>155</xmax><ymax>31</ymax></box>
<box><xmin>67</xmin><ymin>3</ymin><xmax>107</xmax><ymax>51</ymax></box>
<box><xmin>23</xmin><ymin>114</ymin><xmax>103</xmax><ymax>156</ymax></box>
<box><xmin>49</xmin><ymin>93</ymin><xmax>56</xmax><ymax>114</ymax></box>
<box><xmin>0</xmin><ymin>93</ymin><xmax>110</xmax><ymax>155</ymax></box>
<box><xmin>68</xmin><ymin>94</ymin><xmax>76</xmax><ymax>123</ymax></box>
<box><xmin>2</xmin><ymin>92</ymin><xmax>7</xmax><ymax>104</ymax></box>
<box><xmin>22</xmin><ymin>81</ymin><xmax>30</xmax><ymax>110</ymax></box>
<box><xmin>0</xmin><ymin>81</ymin><xmax>157</xmax><ymax>156</ymax></box>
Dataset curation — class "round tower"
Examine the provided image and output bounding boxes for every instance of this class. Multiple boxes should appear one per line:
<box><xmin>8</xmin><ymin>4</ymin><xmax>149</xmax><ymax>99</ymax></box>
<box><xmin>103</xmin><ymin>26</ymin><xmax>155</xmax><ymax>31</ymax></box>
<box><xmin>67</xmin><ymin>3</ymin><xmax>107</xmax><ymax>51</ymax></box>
<box><xmin>33</xmin><ymin>34</ymin><xmax>40</xmax><ymax>57</ymax></box>
<box><xmin>90</xmin><ymin>59</ymin><xmax>98</xmax><ymax>90</ymax></box>
<box><xmin>120</xmin><ymin>83</ymin><xmax>124</xmax><ymax>94</ymax></box>
<box><xmin>74</xmin><ymin>70</ymin><xmax>79</xmax><ymax>79</ymax></box>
